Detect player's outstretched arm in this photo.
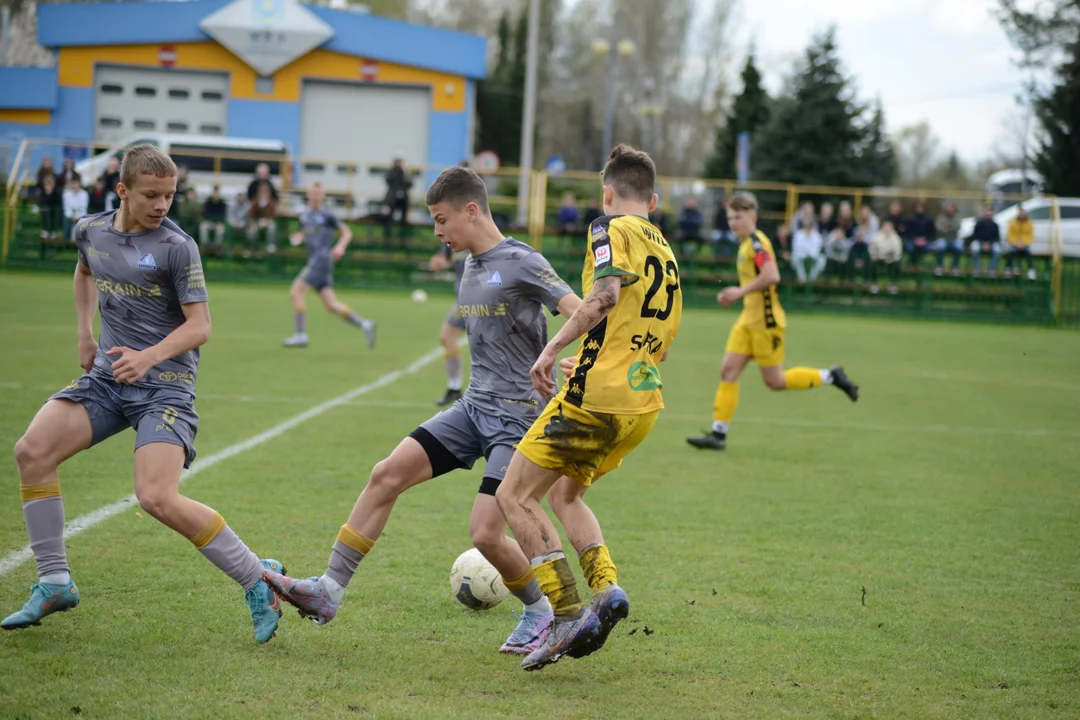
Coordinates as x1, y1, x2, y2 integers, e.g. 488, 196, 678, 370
108, 302, 211, 385
530, 276, 620, 396
74, 263, 99, 372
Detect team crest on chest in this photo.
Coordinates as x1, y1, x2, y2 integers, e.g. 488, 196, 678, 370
138, 253, 157, 270
488, 271, 503, 286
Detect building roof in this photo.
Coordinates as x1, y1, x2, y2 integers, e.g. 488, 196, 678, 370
37, 0, 488, 79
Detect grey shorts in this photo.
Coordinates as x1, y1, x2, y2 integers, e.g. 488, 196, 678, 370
51, 372, 198, 468
445, 303, 466, 330
298, 258, 333, 292
409, 394, 539, 495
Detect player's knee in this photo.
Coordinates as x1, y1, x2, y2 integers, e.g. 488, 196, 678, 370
367, 458, 409, 498
469, 524, 504, 559
14, 433, 54, 477
136, 485, 176, 520
546, 484, 577, 516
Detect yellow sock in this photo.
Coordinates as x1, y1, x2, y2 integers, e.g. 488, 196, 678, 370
713, 381, 739, 426
503, 567, 537, 592
579, 544, 617, 592
337, 524, 376, 555
783, 367, 823, 390
190, 511, 227, 549
533, 554, 582, 618
20, 480, 61, 501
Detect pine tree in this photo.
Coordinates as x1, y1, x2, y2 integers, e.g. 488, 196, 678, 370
704, 51, 770, 179
752, 27, 867, 187
1032, 39, 1080, 195
856, 99, 897, 187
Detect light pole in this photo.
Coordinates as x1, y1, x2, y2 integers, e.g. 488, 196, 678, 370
516, 0, 540, 227
592, 30, 636, 168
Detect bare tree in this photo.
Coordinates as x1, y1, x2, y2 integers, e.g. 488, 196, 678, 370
893, 121, 941, 186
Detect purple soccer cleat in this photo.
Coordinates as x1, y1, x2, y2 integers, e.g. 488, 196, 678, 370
262, 571, 339, 625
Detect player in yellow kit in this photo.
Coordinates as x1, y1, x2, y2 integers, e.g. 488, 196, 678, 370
687, 192, 859, 451
496, 144, 682, 671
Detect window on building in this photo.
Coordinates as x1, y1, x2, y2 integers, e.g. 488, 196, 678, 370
134, 86, 157, 98
100, 84, 123, 95
133, 119, 156, 130
200, 124, 224, 135
168, 88, 190, 100
201, 90, 224, 102
167, 121, 190, 132
98, 117, 122, 128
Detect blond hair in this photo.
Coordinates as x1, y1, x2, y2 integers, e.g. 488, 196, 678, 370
120, 144, 177, 188
728, 192, 758, 212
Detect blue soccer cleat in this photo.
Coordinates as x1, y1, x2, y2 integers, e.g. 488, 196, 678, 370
1, 581, 80, 630
578, 584, 630, 655
521, 608, 601, 671
247, 558, 287, 644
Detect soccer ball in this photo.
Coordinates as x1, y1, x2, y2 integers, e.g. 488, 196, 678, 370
411, 288, 428, 303
450, 548, 508, 610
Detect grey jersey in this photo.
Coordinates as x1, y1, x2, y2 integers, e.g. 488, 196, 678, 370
75, 211, 209, 395
456, 239, 573, 403
441, 244, 469, 295
299, 209, 340, 263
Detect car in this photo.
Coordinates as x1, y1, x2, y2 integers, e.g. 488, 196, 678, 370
958, 196, 1080, 257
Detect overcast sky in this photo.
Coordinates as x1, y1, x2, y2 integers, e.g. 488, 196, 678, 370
736, 0, 1031, 164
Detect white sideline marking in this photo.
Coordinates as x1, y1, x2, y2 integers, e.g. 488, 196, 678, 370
0, 345, 452, 578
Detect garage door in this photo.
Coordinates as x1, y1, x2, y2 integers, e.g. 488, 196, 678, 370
94, 67, 229, 144
299, 82, 430, 201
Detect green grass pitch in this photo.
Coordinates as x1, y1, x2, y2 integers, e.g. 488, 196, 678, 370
0, 271, 1077, 719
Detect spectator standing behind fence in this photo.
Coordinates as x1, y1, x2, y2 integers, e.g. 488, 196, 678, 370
884, 200, 907, 239
556, 192, 579, 240
792, 218, 825, 283
933, 202, 963, 275
969, 206, 1001, 276
37, 174, 62, 240
712, 197, 737, 257
848, 205, 877, 282
248, 184, 278, 252
168, 165, 190, 221
383, 154, 412, 239
201, 185, 228, 247
825, 201, 855, 274
677, 196, 705, 255
774, 222, 793, 268
35, 157, 56, 196
99, 156, 121, 211
870, 219, 903, 294
178, 187, 203, 238
58, 157, 81, 188
61, 178, 88, 241
1006, 207, 1035, 279
86, 177, 107, 215
905, 201, 935, 268
247, 162, 279, 202
228, 192, 249, 233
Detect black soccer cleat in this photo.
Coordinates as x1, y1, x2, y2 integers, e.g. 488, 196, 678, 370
830, 366, 859, 402
686, 431, 727, 450
435, 389, 463, 407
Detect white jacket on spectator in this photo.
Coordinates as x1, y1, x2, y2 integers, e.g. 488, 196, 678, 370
62, 187, 89, 220
870, 228, 903, 263
792, 226, 826, 282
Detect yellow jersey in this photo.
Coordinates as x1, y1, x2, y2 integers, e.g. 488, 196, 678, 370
735, 230, 786, 330
562, 214, 682, 414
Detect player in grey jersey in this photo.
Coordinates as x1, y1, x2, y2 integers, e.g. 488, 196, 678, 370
428, 243, 469, 406
3, 145, 284, 644
265, 167, 582, 655
283, 183, 377, 349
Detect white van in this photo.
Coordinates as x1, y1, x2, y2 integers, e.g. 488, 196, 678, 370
75, 133, 290, 198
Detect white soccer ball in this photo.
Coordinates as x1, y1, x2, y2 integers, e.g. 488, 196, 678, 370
412, 288, 428, 303
450, 548, 508, 610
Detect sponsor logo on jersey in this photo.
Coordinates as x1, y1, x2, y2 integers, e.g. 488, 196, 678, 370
630, 331, 664, 354
138, 253, 157, 270
594, 244, 611, 267
627, 361, 662, 391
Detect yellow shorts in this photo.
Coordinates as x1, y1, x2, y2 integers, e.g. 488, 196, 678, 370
516, 400, 659, 486
725, 324, 785, 367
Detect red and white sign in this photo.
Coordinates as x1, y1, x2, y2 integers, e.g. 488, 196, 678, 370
158, 46, 178, 68
360, 60, 379, 82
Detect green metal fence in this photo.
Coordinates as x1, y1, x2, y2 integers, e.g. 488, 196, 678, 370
3, 201, 1070, 327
